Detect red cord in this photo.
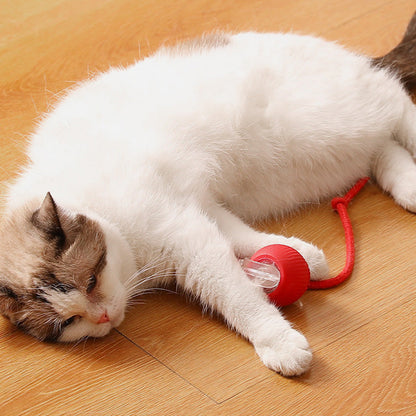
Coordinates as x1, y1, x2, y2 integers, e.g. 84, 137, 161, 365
308, 177, 369, 290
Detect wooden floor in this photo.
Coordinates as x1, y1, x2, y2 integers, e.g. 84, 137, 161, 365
1, 0, 416, 414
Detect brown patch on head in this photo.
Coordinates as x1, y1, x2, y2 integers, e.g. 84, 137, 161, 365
13, 297, 66, 342
0, 285, 22, 313
0, 193, 107, 341
0, 273, 64, 341
56, 213, 107, 297
160, 32, 231, 57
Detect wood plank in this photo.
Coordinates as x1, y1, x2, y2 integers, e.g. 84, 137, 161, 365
0, 322, 215, 415
215, 300, 416, 415
119, 292, 273, 403
322, 0, 416, 55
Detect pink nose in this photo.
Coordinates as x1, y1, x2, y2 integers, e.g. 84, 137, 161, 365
97, 311, 110, 324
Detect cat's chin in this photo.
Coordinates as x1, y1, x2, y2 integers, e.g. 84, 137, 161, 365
58, 321, 113, 342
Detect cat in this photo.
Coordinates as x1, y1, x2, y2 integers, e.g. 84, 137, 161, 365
1, 13, 416, 377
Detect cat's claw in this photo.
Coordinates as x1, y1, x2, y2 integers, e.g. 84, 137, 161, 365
254, 327, 312, 376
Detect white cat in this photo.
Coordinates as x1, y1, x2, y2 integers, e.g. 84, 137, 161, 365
1, 15, 416, 376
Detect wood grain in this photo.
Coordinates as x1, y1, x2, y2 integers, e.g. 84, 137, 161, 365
0, 328, 215, 415
214, 300, 416, 415
1, 0, 416, 414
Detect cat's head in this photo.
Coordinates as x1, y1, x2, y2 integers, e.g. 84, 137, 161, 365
0, 193, 134, 342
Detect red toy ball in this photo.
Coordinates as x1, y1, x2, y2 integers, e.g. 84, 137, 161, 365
249, 244, 310, 306
242, 178, 370, 305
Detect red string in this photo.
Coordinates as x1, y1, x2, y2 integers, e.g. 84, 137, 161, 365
308, 177, 369, 290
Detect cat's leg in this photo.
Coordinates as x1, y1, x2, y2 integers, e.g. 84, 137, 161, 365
207, 203, 329, 281
373, 138, 416, 212
394, 98, 416, 158
168, 205, 312, 376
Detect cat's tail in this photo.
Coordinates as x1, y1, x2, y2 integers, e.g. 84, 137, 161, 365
372, 11, 416, 92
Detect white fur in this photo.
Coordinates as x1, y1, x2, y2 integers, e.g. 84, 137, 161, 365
6, 32, 416, 375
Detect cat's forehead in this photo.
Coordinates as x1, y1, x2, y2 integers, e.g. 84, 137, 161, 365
2, 212, 101, 282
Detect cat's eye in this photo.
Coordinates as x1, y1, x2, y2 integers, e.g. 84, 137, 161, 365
62, 315, 79, 328
86, 274, 97, 294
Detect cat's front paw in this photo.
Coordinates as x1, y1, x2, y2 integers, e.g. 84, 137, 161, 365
286, 238, 329, 281
254, 327, 312, 376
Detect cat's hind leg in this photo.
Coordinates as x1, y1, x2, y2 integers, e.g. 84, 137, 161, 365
373, 138, 416, 212
371, 80, 416, 212
207, 204, 329, 281
393, 97, 416, 158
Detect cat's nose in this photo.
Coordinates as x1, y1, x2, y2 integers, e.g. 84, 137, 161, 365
97, 311, 110, 324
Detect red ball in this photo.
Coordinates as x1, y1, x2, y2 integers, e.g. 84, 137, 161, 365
250, 244, 310, 306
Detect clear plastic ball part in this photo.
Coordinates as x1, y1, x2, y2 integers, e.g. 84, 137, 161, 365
240, 258, 280, 292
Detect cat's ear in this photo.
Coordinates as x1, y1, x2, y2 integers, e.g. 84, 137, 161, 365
31, 193, 65, 242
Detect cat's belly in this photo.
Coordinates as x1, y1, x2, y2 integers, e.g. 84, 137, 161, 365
215, 149, 373, 222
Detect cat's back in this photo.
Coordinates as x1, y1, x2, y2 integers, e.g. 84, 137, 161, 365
8, 31, 401, 212
29, 31, 385, 154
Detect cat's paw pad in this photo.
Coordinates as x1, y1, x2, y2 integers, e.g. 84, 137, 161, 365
255, 328, 312, 376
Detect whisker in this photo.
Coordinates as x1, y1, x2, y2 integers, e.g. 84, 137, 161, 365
134, 287, 178, 296
123, 254, 178, 297
124, 256, 170, 284
125, 272, 177, 298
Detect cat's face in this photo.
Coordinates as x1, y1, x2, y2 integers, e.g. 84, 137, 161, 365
0, 193, 129, 342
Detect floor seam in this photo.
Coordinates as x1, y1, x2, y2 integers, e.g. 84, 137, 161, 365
114, 328, 220, 405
